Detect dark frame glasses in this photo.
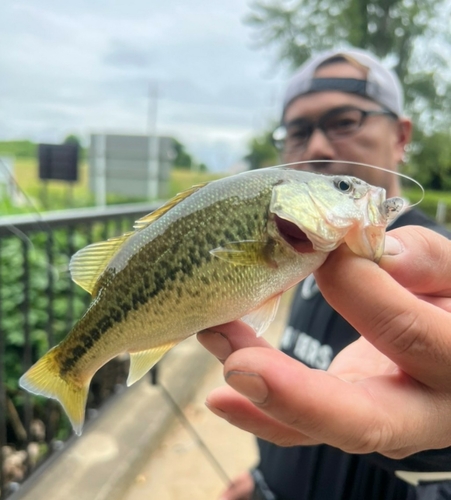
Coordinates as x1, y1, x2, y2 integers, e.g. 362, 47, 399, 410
272, 105, 398, 154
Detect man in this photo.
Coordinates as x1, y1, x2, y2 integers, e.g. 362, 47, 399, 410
198, 48, 451, 500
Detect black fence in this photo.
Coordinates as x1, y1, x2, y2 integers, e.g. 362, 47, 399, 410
0, 202, 159, 498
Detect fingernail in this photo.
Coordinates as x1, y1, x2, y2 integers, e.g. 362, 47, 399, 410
384, 235, 403, 256
205, 400, 229, 421
225, 371, 268, 405
198, 331, 232, 361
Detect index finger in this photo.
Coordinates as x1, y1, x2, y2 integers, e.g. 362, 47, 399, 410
197, 320, 274, 362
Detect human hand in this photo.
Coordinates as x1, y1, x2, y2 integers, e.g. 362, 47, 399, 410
218, 471, 254, 500
198, 226, 451, 459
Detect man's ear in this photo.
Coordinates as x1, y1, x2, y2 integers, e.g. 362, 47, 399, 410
395, 118, 412, 162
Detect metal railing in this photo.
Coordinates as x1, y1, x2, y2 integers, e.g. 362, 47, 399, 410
0, 202, 160, 498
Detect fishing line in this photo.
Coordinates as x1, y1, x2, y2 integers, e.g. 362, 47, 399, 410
158, 380, 232, 486
273, 159, 425, 208
0, 157, 53, 252
2, 155, 423, 488
0, 160, 231, 488
0, 157, 61, 279
0, 158, 49, 227
0, 158, 36, 249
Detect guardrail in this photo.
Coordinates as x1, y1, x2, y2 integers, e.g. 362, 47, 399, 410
0, 202, 160, 498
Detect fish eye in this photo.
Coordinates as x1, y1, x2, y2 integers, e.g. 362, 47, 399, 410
334, 179, 353, 193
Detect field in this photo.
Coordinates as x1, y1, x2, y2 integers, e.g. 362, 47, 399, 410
1, 158, 451, 224
1, 158, 223, 215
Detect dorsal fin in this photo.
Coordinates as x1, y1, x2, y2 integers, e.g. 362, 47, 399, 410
133, 182, 209, 231
69, 233, 132, 295
70, 182, 209, 295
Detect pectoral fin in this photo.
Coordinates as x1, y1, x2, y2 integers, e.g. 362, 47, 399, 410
210, 241, 277, 267
127, 343, 177, 386
241, 294, 282, 337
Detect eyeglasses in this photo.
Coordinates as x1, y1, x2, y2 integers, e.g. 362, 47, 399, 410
272, 105, 397, 154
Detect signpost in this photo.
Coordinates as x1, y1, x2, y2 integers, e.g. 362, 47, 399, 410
38, 143, 80, 208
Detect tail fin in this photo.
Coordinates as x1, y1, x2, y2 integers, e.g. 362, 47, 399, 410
19, 347, 90, 436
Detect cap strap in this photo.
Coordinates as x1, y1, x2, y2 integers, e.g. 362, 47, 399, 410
309, 78, 368, 98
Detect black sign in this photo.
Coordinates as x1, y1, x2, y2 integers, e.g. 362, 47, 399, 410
38, 144, 79, 182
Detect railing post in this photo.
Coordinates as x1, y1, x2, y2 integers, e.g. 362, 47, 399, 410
0, 239, 7, 497
66, 225, 75, 332
436, 200, 447, 224
45, 230, 56, 446
0, 202, 160, 495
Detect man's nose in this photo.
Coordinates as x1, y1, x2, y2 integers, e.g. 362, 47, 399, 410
303, 128, 336, 160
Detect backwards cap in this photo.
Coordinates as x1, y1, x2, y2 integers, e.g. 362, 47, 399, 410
282, 48, 403, 118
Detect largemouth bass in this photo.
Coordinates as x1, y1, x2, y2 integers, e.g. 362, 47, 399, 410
19, 167, 403, 435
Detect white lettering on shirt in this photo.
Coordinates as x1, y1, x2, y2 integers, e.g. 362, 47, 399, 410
281, 326, 333, 370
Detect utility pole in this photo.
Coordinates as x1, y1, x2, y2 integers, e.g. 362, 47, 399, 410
147, 81, 159, 200
147, 81, 158, 136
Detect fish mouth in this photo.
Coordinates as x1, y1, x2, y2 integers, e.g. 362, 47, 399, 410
274, 215, 315, 253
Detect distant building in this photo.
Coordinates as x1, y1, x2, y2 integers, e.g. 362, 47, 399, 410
89, 134, 174, 206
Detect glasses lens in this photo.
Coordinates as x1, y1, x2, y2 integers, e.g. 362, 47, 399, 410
323, 108, 363, 139
272, 125, 287, 151
284, 121, 312, 152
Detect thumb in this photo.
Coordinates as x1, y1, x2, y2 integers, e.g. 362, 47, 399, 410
379, 226, 451, 297
314, 226, 451, 389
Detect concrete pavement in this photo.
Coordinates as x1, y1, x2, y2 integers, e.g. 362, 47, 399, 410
122, 297, 290, 500
11, 294, 290, 500
122, 359, 258, 500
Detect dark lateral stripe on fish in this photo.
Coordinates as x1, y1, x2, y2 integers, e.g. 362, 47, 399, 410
60, 308, 124, 375
18, 169, 396, 437
58, 199, 267, 376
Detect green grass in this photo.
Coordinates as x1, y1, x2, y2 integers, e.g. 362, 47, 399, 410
403, 187, 451, 224
4, 159, 451, 224
1, 158, 224, 216
4, 158, 92, 213
168, 169, 222, 196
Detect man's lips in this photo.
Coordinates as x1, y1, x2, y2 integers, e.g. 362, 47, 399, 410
274, 215, 314, 253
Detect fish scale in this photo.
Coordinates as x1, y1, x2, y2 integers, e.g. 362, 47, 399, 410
50, 183, 275, 381
19, 166, 403, 434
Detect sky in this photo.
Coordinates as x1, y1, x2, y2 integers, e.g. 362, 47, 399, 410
0, 0, 291, 171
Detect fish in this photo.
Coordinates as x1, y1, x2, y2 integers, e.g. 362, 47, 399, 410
19, 166, 404, 435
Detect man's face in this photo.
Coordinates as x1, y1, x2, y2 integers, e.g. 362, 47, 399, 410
282, 62, 411, 196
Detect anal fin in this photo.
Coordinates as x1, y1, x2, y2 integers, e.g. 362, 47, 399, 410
241, 294, 282, 337
127, 343, 177, 386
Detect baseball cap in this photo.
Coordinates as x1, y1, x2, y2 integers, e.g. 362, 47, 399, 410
282, 48, 404, 119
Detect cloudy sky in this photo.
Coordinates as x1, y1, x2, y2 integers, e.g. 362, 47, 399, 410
1, 0, 291, 171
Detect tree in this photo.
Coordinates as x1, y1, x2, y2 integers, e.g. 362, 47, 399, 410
172, 139, 193, 170
244, 129, 279, 170
245, 0, 451, 130
171, 138, 208, 172
407, 129, 451, 190
63, 134, 82, 147
63, 135, 85, 160
0, 140, 36, 158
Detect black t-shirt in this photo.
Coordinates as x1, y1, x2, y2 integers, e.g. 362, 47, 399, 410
257, 210, 451, 500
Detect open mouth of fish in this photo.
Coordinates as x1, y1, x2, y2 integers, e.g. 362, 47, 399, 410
274, 215, 315, 253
